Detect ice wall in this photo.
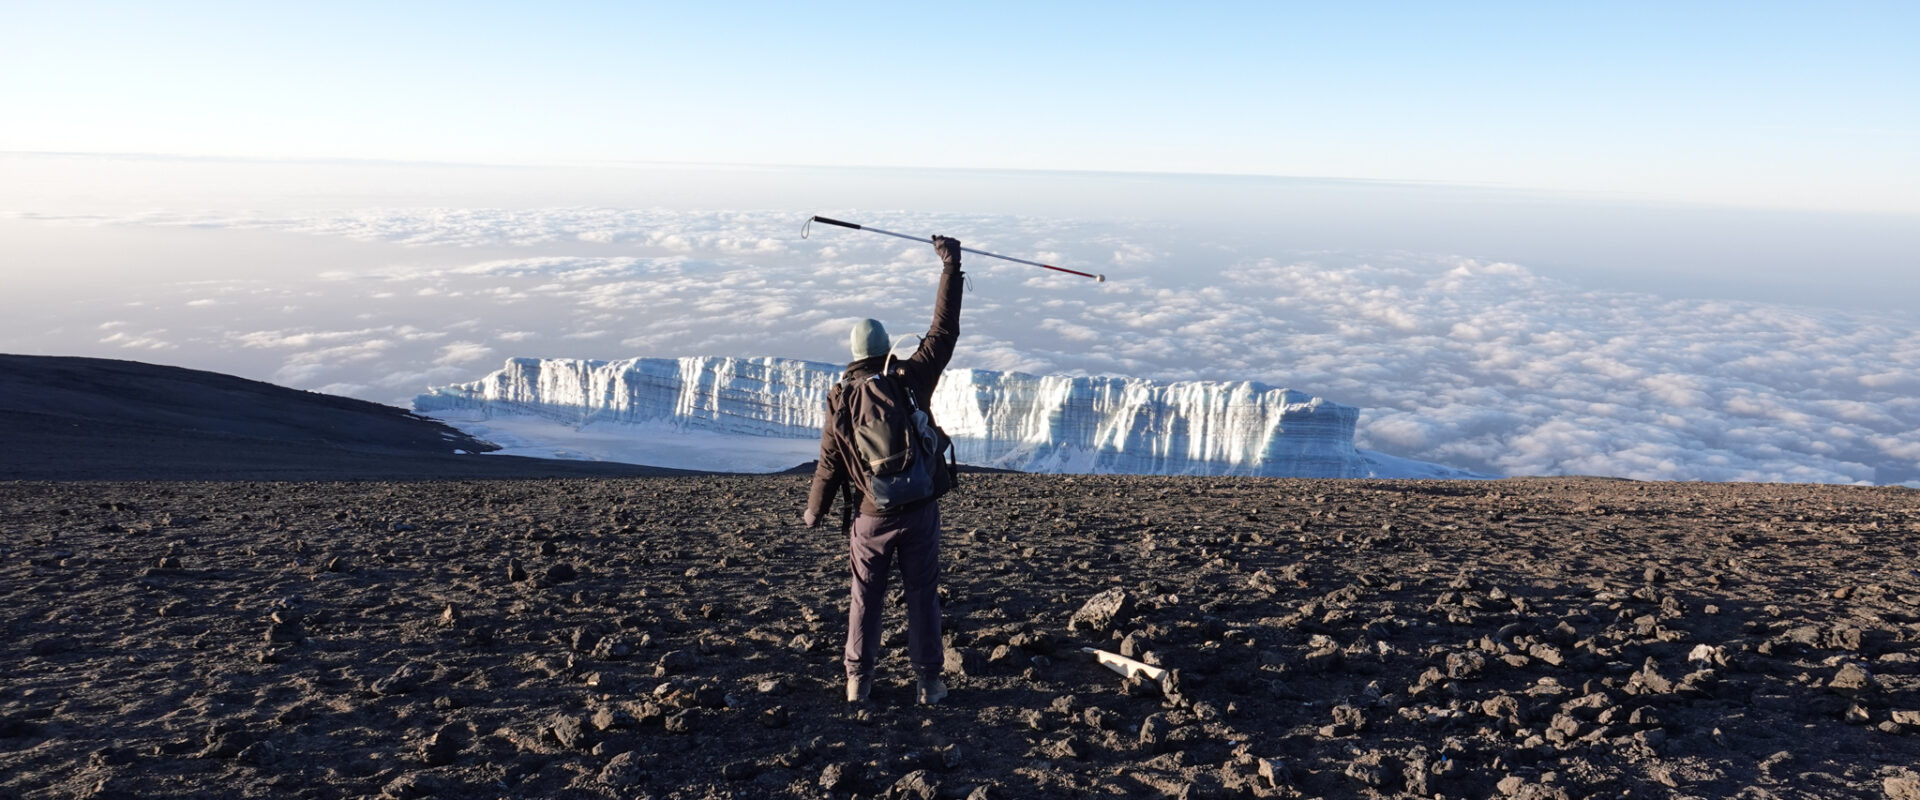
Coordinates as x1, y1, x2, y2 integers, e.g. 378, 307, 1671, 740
415, 356, 1388, 477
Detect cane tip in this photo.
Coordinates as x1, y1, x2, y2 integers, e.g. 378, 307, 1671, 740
1096, 274, 1106, 283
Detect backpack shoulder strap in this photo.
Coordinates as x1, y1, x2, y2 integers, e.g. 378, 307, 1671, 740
827, 377, 858, 420
870, 368, 925, 412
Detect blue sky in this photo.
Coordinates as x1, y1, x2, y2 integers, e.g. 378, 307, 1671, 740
4, 1, 1915, 213
3, 2, 1918, 484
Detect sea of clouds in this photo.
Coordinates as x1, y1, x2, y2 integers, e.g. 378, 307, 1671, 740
10, 206, 1918, 485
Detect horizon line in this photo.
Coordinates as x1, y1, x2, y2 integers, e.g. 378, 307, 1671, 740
9, 149, 1910, 219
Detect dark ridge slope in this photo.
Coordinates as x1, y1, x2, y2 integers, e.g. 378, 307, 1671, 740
0, 354, 691, 480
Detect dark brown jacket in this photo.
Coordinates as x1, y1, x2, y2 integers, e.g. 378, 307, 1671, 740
807, 263, 964, 519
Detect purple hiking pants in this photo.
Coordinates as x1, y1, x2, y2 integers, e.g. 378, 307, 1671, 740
845, 501, 943, 681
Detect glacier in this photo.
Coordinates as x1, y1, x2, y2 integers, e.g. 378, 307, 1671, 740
413, 356, 1483, 478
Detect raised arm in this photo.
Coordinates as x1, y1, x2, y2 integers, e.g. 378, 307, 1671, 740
906, 236, 965, 376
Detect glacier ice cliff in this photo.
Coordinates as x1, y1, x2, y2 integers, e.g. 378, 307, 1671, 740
414, 356, 1480, 478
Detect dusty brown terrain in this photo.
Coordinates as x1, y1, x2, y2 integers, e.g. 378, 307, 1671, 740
3, 475, 1919, 800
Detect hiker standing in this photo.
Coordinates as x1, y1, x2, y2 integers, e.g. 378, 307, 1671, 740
804, 235, 964, 705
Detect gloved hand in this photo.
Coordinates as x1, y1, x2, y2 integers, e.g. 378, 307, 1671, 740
802, 509, 820, 528
931, 235, 962, 266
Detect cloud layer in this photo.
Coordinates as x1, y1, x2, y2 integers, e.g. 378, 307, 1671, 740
13, 208, 1917, 485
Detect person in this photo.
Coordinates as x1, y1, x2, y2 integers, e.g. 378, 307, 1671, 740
803, 234, 965, 705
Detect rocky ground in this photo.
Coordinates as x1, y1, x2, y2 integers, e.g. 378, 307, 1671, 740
3, 475, 1918, 799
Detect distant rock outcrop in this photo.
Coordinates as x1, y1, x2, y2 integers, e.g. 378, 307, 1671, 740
0, 354, 681, 480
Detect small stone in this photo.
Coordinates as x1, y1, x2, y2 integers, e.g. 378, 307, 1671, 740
419, 725, 462, 765
889, 769, 940, 800
1139, 712, 1174, 752
507, 560, 528, 582
1326, 704, 1366, 736
692, 684, 728, 708
1446, 651, 1487, 679
656, 649, 699, 676
438, 604, 460, 626
1008, 630, 1054, 654
598, 751, 646, 787
1344, 750, 1392, 788
664, 709, 694, 734
1483, 694, 1523, 725
761, 706, 789, 728
1528, 643, 1566, 666
1885, 775, 1920, 800
546, 714, 587, 749
590, 637, 632, 661
1068, 588, 1136, 634
235, 740, 278, 766
820, 763, 856, 792
589, 707, 631, 731
1829, 662, 1882, 695
370, 663, 423, 696
544, 563, 578, 582
1121, 674, 1158, 697
1497, 775, 1527, 796
1042, 736, 1084, 760
1161, 669, 1191, 707
263, 620, 303, 644
1257, 758, 1289, 788
569, 627, 598, 652
87, 747, 135, 767
1892, 710, 1920, 725
1549, 713, 1584, 740
1303, 646, 1342, 672
1826, 627, 1868, 652
944, 647, 984, 677
1636, 658, 1676, 694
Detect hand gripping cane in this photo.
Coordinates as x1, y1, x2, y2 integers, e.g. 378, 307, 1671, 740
803, 216, 1106, 282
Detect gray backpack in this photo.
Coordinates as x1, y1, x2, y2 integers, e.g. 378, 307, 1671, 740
835, 369, 955, 514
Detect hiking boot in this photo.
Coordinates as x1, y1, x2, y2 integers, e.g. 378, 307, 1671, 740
916, 678, 948, 705
846, 675, 872, 703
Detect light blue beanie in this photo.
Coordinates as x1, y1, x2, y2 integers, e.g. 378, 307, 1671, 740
850, 318, 890, 360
